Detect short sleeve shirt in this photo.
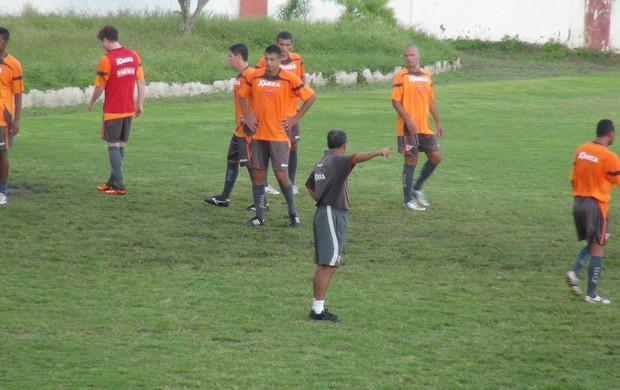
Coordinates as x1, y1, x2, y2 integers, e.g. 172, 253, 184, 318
238, 68, 314, 142
306, 152, 356, 211
233, 66, 255, 137
391, 67, 435, 135
571, 141, 620, 204
0, 54, 24, 127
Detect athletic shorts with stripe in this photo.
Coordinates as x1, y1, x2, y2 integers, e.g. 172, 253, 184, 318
397, 132, 440, 158
227, 135, 250, 167
313, 205, 349, 267
573, 196, 609, 245
101, 117, 132, 143
249, 139, 290, 171
0, 126, 13, 150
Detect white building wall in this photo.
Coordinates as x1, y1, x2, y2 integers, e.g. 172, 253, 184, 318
611, 0, 620, 51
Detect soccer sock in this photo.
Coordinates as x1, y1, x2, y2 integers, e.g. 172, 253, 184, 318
403, 164, 415, 203
414, 161, 438, 191
119, 146, 125, 160
288, 148, 298, 185
572, 245, 590, 274
108, 146, 124, 188
586, 255, 602, 296
312, 299, 325, 314
221, 162, 239, 199
252, 184, 266, 221
0, 180, 7, 194
281, 183, 297, 215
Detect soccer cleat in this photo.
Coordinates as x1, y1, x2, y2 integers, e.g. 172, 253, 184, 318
105, 188, 126, 195
97, 183, 112, 191
308, 308, 340, 322
0, 193, 7, 205
565, 271, 582, 296
413, 190, 430, 207
204, 196, 230, 207
403, 200, 426, 211
265, 184, 280, 195
584, 294, 610, 304
245, 203, 269, 212
245, 216, 265, 227
289, 214, 301, 228
292, 185, 299, 195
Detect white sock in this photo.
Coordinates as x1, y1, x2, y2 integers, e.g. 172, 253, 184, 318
312, 299, 325, 314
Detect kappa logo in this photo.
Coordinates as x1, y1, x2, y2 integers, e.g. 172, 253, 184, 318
234, 79, 242, 86
409, 75, 429, 83
258, 79, 281, 88
314, 173, 326, 180
405, 144, 413, 152
577, 151, 599, 163
116, 57, 135, 66
280, 64, 297, 71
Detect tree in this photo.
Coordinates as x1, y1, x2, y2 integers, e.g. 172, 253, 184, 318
177, 0, 210, 36
322, 0, 397, 26
277, 0, 313, 21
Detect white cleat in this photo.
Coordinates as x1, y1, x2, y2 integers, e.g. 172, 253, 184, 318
265, 184, 280, 195
403, 200, 425, 211
412, 190, 430, 207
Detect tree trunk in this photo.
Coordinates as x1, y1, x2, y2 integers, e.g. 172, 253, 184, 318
177, 0, 210, 36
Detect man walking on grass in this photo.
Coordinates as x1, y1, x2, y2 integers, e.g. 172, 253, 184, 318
0, 27, 24, 205
566, 119, 619, 304
391, 44, 444, 211
306, 129, 391, 322
88, 25, 145, 196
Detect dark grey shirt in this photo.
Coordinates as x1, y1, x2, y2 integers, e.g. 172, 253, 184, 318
306, 151, 356, 211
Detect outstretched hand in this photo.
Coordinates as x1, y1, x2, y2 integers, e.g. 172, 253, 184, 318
379, 146, 393, 158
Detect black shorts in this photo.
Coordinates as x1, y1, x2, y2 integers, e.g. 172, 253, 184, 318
0, 126, 13, 150
101, 117, 132, 143
313, 205, 349, 267
573, 196, 609, 245
226, 135, 250, 167
287, 123, 300, 144
397, 133, 439, 158
249, 140, 290, 171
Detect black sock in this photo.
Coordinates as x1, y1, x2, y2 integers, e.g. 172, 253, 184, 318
414, 161, 437, 191
289, 148, 298, 185
252, 184, 266, 221
221, 162, 239, 199
108, 146, 124, 188
280, 183, 296, 216
402, 164, 415, 203
572, 245, 590, 274
587, 256, 603, 296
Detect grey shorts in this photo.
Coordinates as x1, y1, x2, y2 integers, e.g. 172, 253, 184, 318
0, 126, 13, 150
313, 205, 349, 267
227, 135, 250, 167
397, 133, 439, 158
287, 123, 300, 144
249, 139, 290, 171
102, 117, 132, 143
573, 196, 609, 245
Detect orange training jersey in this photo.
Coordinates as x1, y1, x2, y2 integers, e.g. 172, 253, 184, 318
571, 141, 620, 204
94, 47, 144, 121
391, 67, 435, 135
256, 53, 305, 116
233, 66, 255, 137
0, 54, 24, 128
238, 68, 314, 142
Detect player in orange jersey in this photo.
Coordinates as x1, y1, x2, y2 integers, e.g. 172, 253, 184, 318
88, 25, 145, 196
204, 43, 255, 208
0, 27, 23, 205
239, 44, 316, 227
392, 44, 444, 211
256, 31, 306, 196
566, 119, 620, 304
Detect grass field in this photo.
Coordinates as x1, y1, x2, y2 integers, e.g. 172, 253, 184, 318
1, 61, 620, 388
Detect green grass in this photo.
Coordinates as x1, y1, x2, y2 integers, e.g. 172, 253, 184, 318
2, 62, 620, 387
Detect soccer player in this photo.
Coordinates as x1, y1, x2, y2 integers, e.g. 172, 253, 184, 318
256, 31, 306, 195
305, 129, 391, 322
204, 43, 255, 208
391, 44, 444, 210
566, 119, 620, 304
0, 27, 23, 205
238, 44, 316, 227
88, 25, 145, 196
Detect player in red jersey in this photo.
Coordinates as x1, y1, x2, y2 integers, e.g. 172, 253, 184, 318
0, 27, 24, 205
88, 25, 145, 196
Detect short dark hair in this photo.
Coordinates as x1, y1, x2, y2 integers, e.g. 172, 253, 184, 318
327, 129, 347, 149
265, 44, 282, 57
596, 119, 615, 137
0, 27, 10, 41
97, 25, 119, 42
277, 31, 293, 42
229, 43, 248, 61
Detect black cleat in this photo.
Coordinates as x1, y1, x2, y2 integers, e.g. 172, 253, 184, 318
204, 196, 230, 207
308, 308, 340, 322
245, 216, 265, 227
245, 203, 269, 212
289, 214, 300, 228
